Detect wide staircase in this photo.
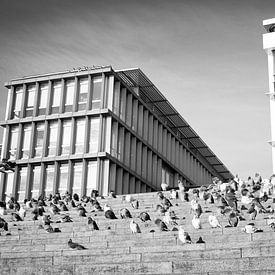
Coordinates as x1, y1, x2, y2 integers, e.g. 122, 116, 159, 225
0, 191, 275, 275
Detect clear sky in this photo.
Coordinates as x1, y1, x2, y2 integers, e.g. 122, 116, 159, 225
0, 0, 274, 180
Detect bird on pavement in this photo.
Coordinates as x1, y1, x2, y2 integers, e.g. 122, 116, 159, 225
130, 220, 141, 234
139, 212, 151, 222
119, 208, 132, 219
87, 217, 99, 230
178, 226, 192, 244
68, 239, 87, 250
208, 214, 222, 228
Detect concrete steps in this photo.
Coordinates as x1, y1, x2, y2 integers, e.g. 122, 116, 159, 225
0, 190, 274, 274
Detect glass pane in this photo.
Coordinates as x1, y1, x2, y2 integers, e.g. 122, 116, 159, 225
9, 126, 19, 160
5, 173, 14, 200
45, 165, 55, 195
25, 85, 35, 117
86, 161, 97, 195
13, 86, 23, 118
72, 162, 82, 194
75, 119, 85, 153
38, 83, 48, 115
47, 121, 58, 156
91, 77, 102, 109
18, 167, 28, 201
59, 163, 68, 194
34, 123, 45, 157
89, 117, 100, 153
22, 125, 32, 159
32, 166, 41, 198
78, 78, 88, 111
64, 79, 75, 112
61, 120, 71, 155
51, 81, 61, 114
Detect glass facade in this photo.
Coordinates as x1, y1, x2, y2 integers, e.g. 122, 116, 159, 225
1, 68, 228, 201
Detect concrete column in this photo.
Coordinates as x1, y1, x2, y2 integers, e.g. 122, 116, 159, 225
263, 18, 275, 173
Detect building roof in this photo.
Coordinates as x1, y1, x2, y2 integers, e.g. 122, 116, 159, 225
116, 68, 233, 181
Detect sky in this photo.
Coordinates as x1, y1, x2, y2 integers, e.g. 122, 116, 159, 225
0, 0, 274, 180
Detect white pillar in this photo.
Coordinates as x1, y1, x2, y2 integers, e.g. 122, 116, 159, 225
263, 18, 275, 173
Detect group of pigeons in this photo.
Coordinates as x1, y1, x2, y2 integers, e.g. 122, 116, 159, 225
0, 173, 274, 251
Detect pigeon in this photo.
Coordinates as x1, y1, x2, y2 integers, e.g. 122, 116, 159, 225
269, 222, 275, 231
0, 207, 7, 215
163, 211, 178, 226
119, 208, 132, 219
161, 182, 169, 191
108, 190, 116, 198
125, 195, 134, 203
0, 217, 8, 232
68, 239, 87, 250
170, 189, 178, 200
103, 204, 112, 212
192, 215, 201, 229
42, 215, 52, 225
178, 226, 192, 244
156, 204, 166, 215
196, 237, 205, 244
59, 201, 69, 211
105, 210, 117, 219
25, 200, 33, 209
155, 218, 169, 231
139, 212, 151, 222
78, 206, 87, 217
49, 203, 60, 215
247, 203, 257, 220
73, 193, 79, 201
18, 207, 26, 220
228, 212, 239, 227
60, 215, 73, 223
131, 200, 139, 209
11, 213, 23, 222
208, 214, 222, 228
242, 224, 263, 234
130, 220, 141, 234
87, 217, 99, 230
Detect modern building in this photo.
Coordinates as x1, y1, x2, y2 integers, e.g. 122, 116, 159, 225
263, 18, 275, 173
0, 66, 232, 201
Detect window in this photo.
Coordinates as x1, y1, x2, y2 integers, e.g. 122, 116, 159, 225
38, 83, 48, 115
34, 123, 45, 157
21, 125, 32, 159
64, 79, 75, 112
44, 165, 55, 196
25, 85, 36, 117
9, 126, 19, 160
119, 88, 126, 121
78, 78, 88, 111
161, 164, 174, 186
58, 163, 69, 195
61, 120, 72, 155
5, 173, 14, 201
72, 162, 82, 195
51, 81, 61, 114
17, 167, 28, 202
113, 81, 120, 115
31, 166, 41, 199
13, 86, 23, 118
89, 117, 100, 153
91, 76, 102, 109
111, 122, 118, 158
47, 121, 58, 156
86, 161, 97, 196
75, 118, 85, 154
